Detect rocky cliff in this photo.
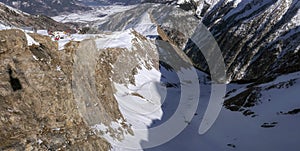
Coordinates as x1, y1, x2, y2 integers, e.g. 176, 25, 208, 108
0, 29, 111, 150
1, 1, 300, 150
0, 27, 167, 150
96, 1, 300, 83
184, 0, 300, 83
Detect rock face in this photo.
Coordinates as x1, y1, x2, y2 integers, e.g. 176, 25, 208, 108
0, 29, 110, 150
94, 1, 300, 126
97, 3, 199, 44
0, 28, 165, 150
114, 1, 299, 83
0, 0, 90, 16
74, 30, 164, 149
184, 0, 300, 82
1, 1, 299, 150
97, 1, 299, 83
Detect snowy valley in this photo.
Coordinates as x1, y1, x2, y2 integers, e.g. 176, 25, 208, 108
0, 0, 299, 151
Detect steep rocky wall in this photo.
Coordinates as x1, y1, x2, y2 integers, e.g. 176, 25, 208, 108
0, 29, 110, 150
115, 1, 300, 84
186, 0, 300, 82
0, 28, 164, 150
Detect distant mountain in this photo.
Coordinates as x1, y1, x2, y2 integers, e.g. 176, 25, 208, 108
0, 2, 75, 32
184, 0, 300, 82
1, 0, 300, 150
95, 0, 300, 83
80, 0, 143, 5
0, 0, 90, 16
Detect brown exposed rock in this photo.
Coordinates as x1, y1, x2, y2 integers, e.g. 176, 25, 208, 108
0, 28, 166, 150
0, 29, 110, 150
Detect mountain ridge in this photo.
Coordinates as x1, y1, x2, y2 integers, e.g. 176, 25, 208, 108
0, 0, 90, 16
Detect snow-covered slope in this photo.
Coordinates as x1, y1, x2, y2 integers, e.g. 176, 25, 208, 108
73, 28, 207, 150
52, 5, 136, 24
0, 22, 9, 30
87, 1, 300, 150
96, 3, 199, 44
82, 0, 142, 5
147, 71, 300, 151
2, 0, 299, 150
69, 29, 166, 150
84, 27, 300, 150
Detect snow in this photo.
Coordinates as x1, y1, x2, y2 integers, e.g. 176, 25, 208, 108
291, 8, 300, 26
258, 72, 300, 88
127, 12, 158, 37
103, 59, 206, 150
91, 50, 300, 151
95, 30, 135, 50
56, 65, 61, 71
0, 23, 10, 30
114, 66, 164, 123
197, 0, 222, 17
91, 65, 165, 150
1, 1, 298, 149
55, 33, 96, 50
0, 25, 47, 48
1, 24, 89, 50
36, 30, 49, 36
231, 0, 243, 7
37, 139, 43, 145
112, 66, 165, 150
145, 70, 300, 151
57, 37, 73, 50
177, 0, 193, 4
52, 5, 136, 24
32, 55, 39, 61
52, 127, 61, 131
25, 33, 39, 46
204, 0, 220, 6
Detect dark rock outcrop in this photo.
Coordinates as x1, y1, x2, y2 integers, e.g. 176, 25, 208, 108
185, 0, 300, 82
